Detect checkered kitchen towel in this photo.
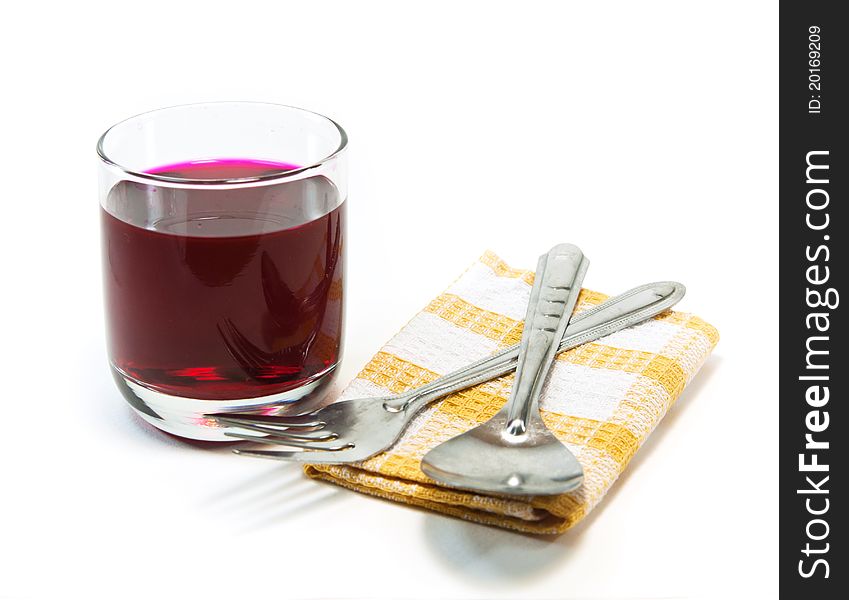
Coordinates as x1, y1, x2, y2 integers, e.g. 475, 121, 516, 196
305, 252, 718, 534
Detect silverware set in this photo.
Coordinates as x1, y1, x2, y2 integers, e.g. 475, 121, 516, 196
210, 244, 685, 496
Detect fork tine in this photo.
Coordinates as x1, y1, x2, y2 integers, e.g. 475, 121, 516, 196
217, 420, 337, 441
224, 432, 353, 451
211, 413, 326, 429
232, 448, 358, 464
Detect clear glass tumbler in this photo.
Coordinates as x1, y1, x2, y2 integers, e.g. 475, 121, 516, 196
98, 102, 347, 440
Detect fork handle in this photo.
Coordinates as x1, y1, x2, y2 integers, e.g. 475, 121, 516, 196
384, 280, 685, 413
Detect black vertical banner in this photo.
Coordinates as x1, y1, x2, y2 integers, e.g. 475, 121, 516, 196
781, 3, 847, 597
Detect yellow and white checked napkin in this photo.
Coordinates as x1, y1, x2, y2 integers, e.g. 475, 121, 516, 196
305, 251, 718, 534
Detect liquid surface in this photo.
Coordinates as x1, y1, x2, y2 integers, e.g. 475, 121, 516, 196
102, 159, 345, 399
146, 158, 302, 180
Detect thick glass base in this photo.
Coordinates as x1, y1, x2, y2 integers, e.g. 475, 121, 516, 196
112, 364, 338, 441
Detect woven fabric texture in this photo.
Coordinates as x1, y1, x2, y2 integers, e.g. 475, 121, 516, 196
305, 251, 719, 534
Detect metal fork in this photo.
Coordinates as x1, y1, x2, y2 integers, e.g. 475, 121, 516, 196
211, 280, 685, 464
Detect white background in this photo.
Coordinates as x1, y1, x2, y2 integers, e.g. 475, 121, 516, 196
0, 1, 777, 598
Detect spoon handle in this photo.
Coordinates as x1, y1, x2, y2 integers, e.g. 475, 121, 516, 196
503, 244, 588, 435
388, 280, 685, 414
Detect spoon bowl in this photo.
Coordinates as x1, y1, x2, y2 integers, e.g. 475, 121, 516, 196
420, 411, 583, 495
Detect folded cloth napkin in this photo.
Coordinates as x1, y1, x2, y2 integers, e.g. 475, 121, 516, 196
305, 251, 719, 534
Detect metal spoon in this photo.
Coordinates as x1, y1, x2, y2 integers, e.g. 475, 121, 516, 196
421, 243, 587, 495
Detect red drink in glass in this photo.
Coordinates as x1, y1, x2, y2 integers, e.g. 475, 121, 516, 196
98, 103, 348, 440
102, 159, 345, 400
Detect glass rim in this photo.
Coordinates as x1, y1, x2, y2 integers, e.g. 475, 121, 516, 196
96, 101, 348, 186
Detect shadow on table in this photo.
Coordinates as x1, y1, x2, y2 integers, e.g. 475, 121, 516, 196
197, 459, 349, 534
420, 355, 721, 583
80, 338, 349, 534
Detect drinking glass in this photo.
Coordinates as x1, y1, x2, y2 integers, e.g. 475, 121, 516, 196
98, 102, 347, 440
